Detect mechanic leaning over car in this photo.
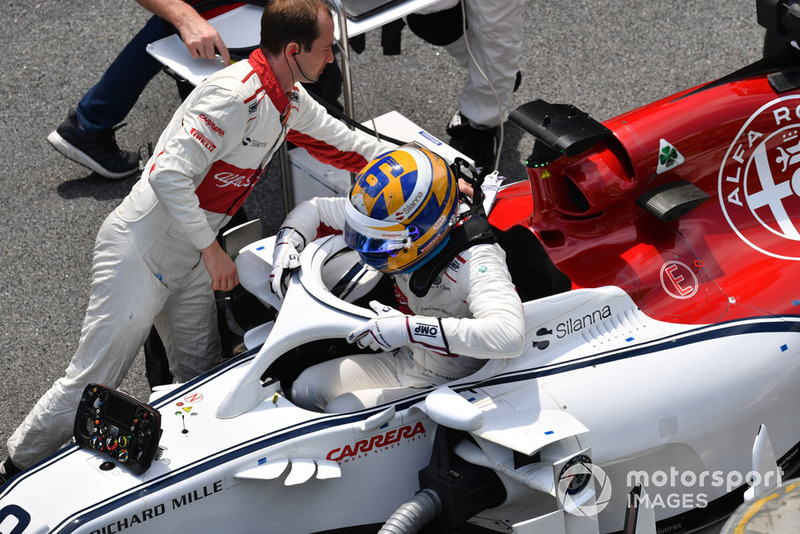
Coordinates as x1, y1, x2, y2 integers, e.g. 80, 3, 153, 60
0, 0, 393, 485
270, 145, 526, 412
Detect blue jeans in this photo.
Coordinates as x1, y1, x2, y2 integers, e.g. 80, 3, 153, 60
76, 16, 168, 133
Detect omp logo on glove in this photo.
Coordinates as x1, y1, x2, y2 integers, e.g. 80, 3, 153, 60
348, 301, 450, 355
407, 318, 449, 356
412, 323, 439, 337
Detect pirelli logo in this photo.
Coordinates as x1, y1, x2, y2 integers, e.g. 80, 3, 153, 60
191, 128, 216, 152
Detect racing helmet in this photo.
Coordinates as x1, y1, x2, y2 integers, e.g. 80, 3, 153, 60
344, 145, 458, 274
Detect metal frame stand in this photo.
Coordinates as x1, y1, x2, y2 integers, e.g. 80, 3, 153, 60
280, 0, 355, 215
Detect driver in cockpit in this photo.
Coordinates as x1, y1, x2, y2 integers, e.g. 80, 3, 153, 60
270, 145, 525, 412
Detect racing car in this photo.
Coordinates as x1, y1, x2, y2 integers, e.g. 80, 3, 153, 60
2, 0, 800, 532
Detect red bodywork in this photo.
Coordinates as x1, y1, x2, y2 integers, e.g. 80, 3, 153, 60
492, 71, 800, 325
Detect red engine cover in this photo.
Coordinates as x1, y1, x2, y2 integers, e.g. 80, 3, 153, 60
515, 73, 800, 324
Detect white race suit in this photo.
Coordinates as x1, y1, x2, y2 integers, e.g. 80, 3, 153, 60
281, 197, 526, 411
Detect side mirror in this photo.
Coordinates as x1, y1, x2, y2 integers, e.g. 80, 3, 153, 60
222, 218, 263, 260
423, 386, 484, 432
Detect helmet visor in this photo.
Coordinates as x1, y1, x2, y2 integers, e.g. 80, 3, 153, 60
344, 201, 414, 271
344, 201, 410, 253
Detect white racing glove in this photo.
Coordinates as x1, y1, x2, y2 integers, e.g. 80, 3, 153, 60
270, 227, 304, 300
346, 300, 450, 356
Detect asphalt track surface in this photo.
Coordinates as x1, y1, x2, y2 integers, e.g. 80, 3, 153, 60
0, 0, 763, 529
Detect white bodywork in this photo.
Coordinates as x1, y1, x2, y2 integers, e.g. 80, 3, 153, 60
1, 234, 798, 534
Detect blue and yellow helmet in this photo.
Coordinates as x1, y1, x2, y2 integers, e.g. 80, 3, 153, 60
344, 145, 458, 274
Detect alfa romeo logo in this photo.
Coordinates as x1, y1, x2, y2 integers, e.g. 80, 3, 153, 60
557, 455, 613, 517
719, 96, 800, 260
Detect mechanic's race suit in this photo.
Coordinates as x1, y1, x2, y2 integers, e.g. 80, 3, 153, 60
421, 0, 524, 128
7, 49, 391, 468
282, 197, 525, 412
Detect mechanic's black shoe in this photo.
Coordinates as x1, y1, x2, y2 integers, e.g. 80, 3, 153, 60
0, 457, 21, 487
47, 109, 140, 179
446, 71, 522, 139
449, 123, 500, 171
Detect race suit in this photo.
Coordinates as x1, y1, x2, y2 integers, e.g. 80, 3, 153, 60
448, 0, 524, 128
282, 197, 525, 412
7, 49, 392, 468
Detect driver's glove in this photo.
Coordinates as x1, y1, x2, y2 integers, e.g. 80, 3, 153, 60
346, 300, 450, 356
270, 227, 304, 300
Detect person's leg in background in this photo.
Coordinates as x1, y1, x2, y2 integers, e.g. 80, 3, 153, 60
47, 16, 169, 179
